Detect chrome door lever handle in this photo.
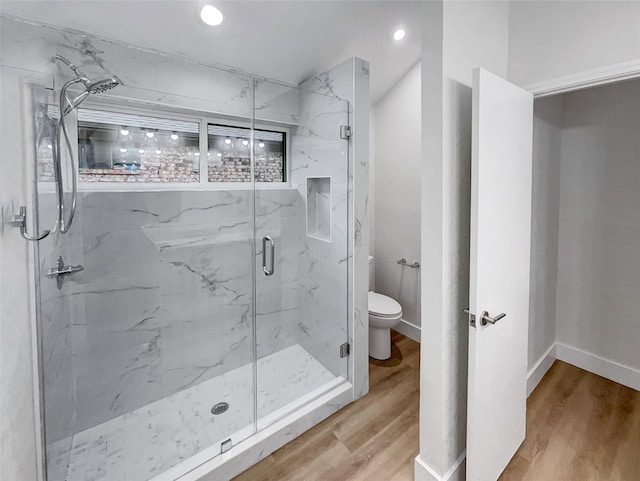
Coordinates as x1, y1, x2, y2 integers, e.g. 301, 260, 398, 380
480, 311, 506, 326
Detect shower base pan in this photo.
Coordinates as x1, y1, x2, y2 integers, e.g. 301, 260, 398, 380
47, 344, 352, 481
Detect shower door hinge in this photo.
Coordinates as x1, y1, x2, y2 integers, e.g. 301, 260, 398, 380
340, 342, 351, 358
340, 125, 351, 140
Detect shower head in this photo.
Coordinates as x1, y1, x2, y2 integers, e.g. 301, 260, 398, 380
54, 54, 121, 114
61, 76, 121, 114
54, 54, 120, 107
87, 77, 120, 94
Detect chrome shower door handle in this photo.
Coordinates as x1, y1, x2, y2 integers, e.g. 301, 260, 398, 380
262, 236, 275, 276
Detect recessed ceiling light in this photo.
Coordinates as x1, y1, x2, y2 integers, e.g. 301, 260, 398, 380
393, 28, 406, 42
200, 4, 224, 26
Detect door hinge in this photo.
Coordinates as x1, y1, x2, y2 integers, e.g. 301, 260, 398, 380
340, 125, 351, 140
340, 342, 351, 358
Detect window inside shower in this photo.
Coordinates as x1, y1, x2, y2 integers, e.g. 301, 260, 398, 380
77, 110, 201, 183
207, 124, 286, 182
69, 108, 287, 185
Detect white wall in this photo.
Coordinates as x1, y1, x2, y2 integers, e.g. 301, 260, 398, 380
555, 79, 640, 374
528, 96, 562, 371
418, 1, 509, 479
417, 2, 640, 479
369, 109, 376, 258
508, 0, 640, 87
373, 62, 421, 330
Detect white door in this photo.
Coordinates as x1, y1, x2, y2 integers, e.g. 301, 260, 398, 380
466, 68, 533, 481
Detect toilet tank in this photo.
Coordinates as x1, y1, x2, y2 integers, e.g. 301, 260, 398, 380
368, 255, 374, 291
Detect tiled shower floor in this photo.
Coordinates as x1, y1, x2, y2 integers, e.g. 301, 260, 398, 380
47, 344, 337, 481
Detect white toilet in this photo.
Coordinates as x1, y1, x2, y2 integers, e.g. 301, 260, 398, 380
368, 256, 403, 360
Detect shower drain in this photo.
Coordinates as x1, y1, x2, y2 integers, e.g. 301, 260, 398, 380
211, 402, 229, 415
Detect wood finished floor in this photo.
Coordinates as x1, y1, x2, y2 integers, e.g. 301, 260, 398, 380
232, 340, 640, 481
501, 360, 640, 481
232, 331, 420, 481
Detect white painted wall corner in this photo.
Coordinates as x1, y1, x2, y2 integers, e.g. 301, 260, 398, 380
526, 343, 556, 396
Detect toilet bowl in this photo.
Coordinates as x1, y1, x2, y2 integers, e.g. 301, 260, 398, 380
369, 291, 403, 360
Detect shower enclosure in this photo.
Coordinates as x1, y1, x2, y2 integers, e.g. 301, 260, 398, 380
1, 15, 359, 481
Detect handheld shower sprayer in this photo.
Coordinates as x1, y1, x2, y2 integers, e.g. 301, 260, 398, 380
12, 55, 121, 241
51, 55, 120, 234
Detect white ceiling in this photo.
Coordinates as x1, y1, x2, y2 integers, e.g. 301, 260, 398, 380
0, 0, 422, 103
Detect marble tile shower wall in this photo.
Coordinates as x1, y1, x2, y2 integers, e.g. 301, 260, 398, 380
45, 189, 301, 436
301, 58, 371, 398
37, 193, 76, 447
289, 90, 350, 378
0, 17, 254, 118
0, 16, 296, 441
254, 79, 351, 379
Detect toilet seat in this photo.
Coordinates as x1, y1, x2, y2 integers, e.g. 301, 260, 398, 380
368, 291, 402, 318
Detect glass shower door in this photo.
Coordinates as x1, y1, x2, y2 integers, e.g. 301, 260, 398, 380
32, 67, 259, 481
252, 79, 350, 427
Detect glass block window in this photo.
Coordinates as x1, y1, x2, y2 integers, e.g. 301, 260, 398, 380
77, 109, 200, 183
207, 124, 285, 182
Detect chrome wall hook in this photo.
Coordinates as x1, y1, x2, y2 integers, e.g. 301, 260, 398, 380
10, 206, 50, 241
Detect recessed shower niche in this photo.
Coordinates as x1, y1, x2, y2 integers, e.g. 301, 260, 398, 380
306, 176, 332, 242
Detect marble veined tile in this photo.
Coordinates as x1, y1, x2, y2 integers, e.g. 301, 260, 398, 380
47, 344, 336, 481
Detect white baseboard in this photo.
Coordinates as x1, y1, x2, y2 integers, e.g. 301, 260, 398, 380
527, 343, 557, 397
393, 319, 421, 343
556, 343, 640, 392
415, 451, 466, 481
